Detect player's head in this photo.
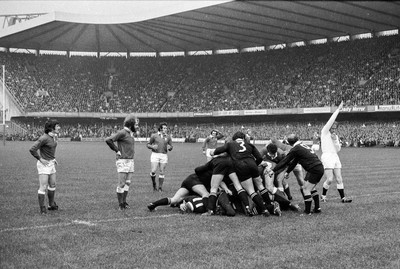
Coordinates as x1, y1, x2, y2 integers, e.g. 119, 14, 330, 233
210, 129, 217, 136
179, 201, 193, 214
266, 143, 278, 155
232, 131, 246, 141
331, 121, 339, 131
158, 122, 168, 133
44, 119, 60, 134
286, 134, 299, 146
124, 114, 139, 132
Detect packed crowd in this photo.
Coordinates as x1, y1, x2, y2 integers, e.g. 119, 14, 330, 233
1, 35, 399, 113
8, 119, 400, 147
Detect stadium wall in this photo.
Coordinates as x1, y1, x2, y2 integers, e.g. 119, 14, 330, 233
16, 105, 400, 125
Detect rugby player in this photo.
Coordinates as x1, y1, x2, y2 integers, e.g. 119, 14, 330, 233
29, 119, 61, 214
105, 115, 139, 210
272, 134, 324, 215
211, 131, 271, 217
147, 122, 173, 192
202, 129, 224, 162
320, 101, 352, 203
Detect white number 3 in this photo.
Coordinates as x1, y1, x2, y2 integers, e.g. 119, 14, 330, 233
238, 140, 246, 152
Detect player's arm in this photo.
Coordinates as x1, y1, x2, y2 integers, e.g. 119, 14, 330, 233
272, 150, 295, 173
251, 145, 263, 166
29, 138, 51, 165
105, 133, 119, 153
202, 137, 209, 151
146, 135, 157, 150
285, 159, 298, 174
322, 101, 343, 135
212, 143, 228, 156
167, 137, 173, 151
215, 131, 224, 140
271, 137, 291, 152
29, 138, 44, 161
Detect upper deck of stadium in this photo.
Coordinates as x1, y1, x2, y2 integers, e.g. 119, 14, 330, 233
1, 1, 400, 55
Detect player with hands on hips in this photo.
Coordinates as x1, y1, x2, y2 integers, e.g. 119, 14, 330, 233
105, 115, 139, 210
29, 119, 61, 215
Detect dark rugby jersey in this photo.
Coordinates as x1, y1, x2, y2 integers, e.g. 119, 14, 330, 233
147, 132, 173, 154
213, 138, 263, 165
29, 133, 57, 160
194, 156, 234, 189
105, 127, 135, 159
273, 143, 322, 173
183, 196, 207, 214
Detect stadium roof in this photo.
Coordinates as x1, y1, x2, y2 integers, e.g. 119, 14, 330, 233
0, 1, 399, 54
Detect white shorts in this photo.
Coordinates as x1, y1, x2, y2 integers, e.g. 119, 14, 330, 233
151, 152, 168, 164
321, 152, 342, 169
205, 148, 215, 158
311, 144, 320, 153
116, 159, 135, 173
37, 160, 56, 175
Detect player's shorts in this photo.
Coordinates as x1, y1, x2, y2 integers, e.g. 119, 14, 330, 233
304, 164, 324, 184
116, 159, 135, 173
205, 148, 215, 158
233, 159, 260, 182
311, 144, 320, 153
150, 152, 168, 164
211, 156, 232, 175
181, 174, 204, 194
37, 159, 57, 175
321, 152, 342, 169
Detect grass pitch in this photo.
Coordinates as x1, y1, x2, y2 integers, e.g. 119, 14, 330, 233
0, 142, 399, 269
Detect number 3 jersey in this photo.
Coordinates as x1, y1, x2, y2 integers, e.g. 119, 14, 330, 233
213, 138, 263, 165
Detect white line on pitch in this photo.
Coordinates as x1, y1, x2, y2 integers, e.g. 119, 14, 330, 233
0, 223, 73, 232
0, 213, 181, 233
2, 191, 400, 233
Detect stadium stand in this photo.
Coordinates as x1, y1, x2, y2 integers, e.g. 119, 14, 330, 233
1, 35, 399, 113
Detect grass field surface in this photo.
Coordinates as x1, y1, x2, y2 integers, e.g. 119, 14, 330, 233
1, 142, 399, 269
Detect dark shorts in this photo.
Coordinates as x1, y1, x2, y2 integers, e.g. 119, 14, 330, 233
233, 158, 260, 182
304, 164, 324, 184
211, 157, 232, 175
181, 174, 205, 195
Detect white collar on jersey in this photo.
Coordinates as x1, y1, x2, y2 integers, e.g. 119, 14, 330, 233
48, 132, 57, 138
123, 127, 134, 137
293, 141, 302, 147
158, 131, 167, 138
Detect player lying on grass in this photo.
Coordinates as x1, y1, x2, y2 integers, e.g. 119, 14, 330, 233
179, 189, 282, 217
147, 154, 236, 213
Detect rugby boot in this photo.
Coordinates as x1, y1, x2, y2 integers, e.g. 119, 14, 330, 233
48, 202, 59, 211
147, 203, 156, 212
342, 197, 352, 203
